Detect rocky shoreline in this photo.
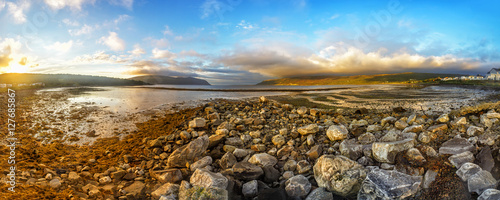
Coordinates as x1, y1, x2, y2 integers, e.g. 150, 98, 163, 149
2, 94, 500, 200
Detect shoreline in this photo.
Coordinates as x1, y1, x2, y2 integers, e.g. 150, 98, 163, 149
0, 87, 499, 199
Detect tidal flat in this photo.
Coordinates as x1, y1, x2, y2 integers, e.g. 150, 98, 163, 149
0, 84, 499, 199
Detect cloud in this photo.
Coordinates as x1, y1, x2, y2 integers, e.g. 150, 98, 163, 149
72, 51, 126, 64
18, 57, 27, 65
44, 0, 95, 11
45, 40, 74, 54
152, 48, 176, 59
99, 32, 126, 51
200, 0, 238, 20
237, 20, 257, 30
0, 46, 13, 68
125, 60, 198, 77
110, 0, 134, 10
113, 14, 131, 25
330, 14, 340, 20
216, 45, 480, 78
148, 38, 169, 48
6, 0, 30, 24
62, 19, 80, 26
69, 24, 94, 36
0, 1, 5, 12
163, 25, 173, 36
128, 44, 145, 57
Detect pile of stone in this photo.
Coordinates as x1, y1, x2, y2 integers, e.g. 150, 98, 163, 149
13, 96, 500, 199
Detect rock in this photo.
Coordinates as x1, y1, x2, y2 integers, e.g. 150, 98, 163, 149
372, 138, 414, 164
259, 96, 268, 103
403, 125, 423, 133
439, 138, 475, 155
249, 131, 261, 138
326, 125, 349, 141
367, 125, 382, 132
251, 144, 267, 152
283, 171, 294, 180
457, 162, 482, 182
167, 135, 209, 168
285, 175, 312, 198
358, 168, 422, 200
151, 183, 179, 200
423, 170, 438, 189
242, 180, 258, 198
297, 106, 308, 115
306, 145, 322, 160
219, 152, 237, 169
272, 134, 286, 147
190, 156, 213, 172
248, 153, 277, 167
339, 139, 363, 161
381, 117, 397, 126
481, 114, 497, 128
394, 120, 408, 130
149, 138, 163, 148
111, 170, 127, 180
307, 134, 315, 146
284, 160, 297, 171
313, 155, 367, 197
189, 117, 206, 128
298, 124, 319, 135
208, 134, 225, 148
263, 166, 280, 183
436, 113, 450, 123
216, 129, 229, 135
151, 169, 183, 183
477, 147, 495, 172
99, 176, 112, 184
190, 168, 228, 189
232, 162, 264, 181
468, 170, 497, 195
180, 186, 228, 200
478, 189, 500, 200
305, 187, 333, 200
478, 134, 497, 146
49, 178, 61, 188
406, 148, 426, 166
454, 117, 468, 125
420, 145, 438, 158
379, 130, 401, 142
233, 148, 251, 158
297, 160, 312, 174
358, 132, 376, 145
418, 131, 435, 143
449, 151, 474, 169
123, 181, 146, 199
68, 171, 81, 183
310, 108, 319, 116
428, 124, 448, 133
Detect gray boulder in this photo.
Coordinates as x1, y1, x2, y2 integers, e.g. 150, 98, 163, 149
438, 138, 475, 155
372, 138, 414, 164
358, 169, 422, 200
190, 168, 228, 189
478, 189, 500, 200
285, 175, 312, 198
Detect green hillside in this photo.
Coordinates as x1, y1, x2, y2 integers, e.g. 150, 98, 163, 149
0, 73, 148, 87
257, 72, 462, 85
129, 75, 210, 85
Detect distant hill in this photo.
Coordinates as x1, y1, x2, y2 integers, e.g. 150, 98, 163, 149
129, 75, 210, 85
257, 72, 462, 85
0, 73, 148, 87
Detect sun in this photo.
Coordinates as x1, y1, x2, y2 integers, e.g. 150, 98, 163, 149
6, 63, 29, 73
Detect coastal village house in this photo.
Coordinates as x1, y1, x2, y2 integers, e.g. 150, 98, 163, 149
487, 68, 500, 80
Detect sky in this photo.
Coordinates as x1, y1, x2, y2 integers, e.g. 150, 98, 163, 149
0, 0, 499, 85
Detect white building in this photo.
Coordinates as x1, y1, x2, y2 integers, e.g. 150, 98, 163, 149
487, 68, 500, 80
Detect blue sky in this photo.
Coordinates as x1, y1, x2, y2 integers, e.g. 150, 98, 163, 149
0, 0, 499, 84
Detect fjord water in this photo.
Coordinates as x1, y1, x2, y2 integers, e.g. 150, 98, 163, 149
61, 84, 359, 113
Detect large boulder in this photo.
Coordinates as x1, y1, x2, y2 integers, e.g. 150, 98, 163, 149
478, 189, 500, 200
313, 155, 367, 197
358, 169, 422, 200
326, 125, 349, 141
190, 168, 228, 189
439, 138, 475, 155
167, 135, 209, 168
285, 175, 312, 198
372, 138, 414, 164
